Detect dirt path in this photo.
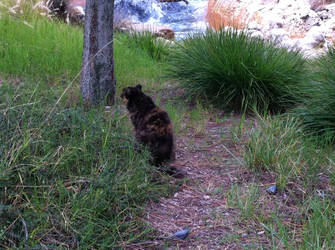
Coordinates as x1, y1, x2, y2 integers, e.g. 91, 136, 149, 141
142, 117, 269, 249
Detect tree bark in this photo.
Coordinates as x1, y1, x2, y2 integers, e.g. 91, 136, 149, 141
81, 0, 115, 107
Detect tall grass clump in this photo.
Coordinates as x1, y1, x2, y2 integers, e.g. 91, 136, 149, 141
292, 46, 335, 143
244, 115, 327, 190
125, 31, 171, 61
166, 28, 307, 113
0, 81, 169, 248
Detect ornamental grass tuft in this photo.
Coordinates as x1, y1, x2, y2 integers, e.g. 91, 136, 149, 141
166, 28, 307, 113
292, 46, 335, 143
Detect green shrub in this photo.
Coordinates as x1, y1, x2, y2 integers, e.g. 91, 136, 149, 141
244, 115, 326, 190
292, 47, 335, 143
166, 28, 307, 113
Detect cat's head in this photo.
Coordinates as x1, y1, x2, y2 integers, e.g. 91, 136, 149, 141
120, 84, 155, 113
120, 84, 143, 106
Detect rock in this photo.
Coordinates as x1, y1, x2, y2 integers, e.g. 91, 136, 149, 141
207, 0, 335, 57
171, 228, 190, 240
268, 28, 289, 43
159, 0, 189, 4
266, 14, 284, 29
46, 0, 175, 38
266, 185, 277, 195
47, 0, 85, 24
293, 25, 327, 57
66, 0, 85, 24
281, 36, 301, 49
248, 21, 262, 31
300, 25, 326, 48
249, 30, 264, 38
310, 0, 335, 11
327, 3, 335, 17
318, 10, 330, 20
302, 10, 321, 27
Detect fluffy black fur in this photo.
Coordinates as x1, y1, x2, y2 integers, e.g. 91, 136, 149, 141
121, 85, 175, 167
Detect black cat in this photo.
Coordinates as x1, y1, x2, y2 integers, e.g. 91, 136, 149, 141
121, 85, 185, 178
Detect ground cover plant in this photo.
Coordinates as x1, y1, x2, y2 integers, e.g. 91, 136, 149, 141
166, 28, 307, 113
292, 46, 335, 144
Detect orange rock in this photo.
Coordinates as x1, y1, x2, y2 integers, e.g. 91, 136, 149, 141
206, 0, 250, 30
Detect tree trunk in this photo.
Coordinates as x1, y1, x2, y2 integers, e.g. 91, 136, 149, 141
81, 0, 115, 107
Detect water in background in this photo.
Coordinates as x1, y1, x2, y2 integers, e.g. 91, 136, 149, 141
114, 0, 208, 38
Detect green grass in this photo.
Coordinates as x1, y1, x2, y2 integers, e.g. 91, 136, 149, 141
241, 114, 335, 248
166, 28, 307, 113
0, 10, 172, 248
0, 80, 171, 249
257, 196, 335, 249
226, 183, 260, 221
0, 14, 165, 90
292, 46, 335, 144
124, 31, 171, 61
0, 15, 82, 81
243, 114, 328, 190
301, 197, 335, 249
114, 34, 167, 91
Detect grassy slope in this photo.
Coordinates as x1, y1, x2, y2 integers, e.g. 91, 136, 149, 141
0, 12, 171, 249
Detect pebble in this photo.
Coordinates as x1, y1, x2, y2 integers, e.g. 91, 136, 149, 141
266, 185, 277, 195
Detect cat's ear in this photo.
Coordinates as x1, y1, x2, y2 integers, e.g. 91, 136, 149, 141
136, 84, 142, 90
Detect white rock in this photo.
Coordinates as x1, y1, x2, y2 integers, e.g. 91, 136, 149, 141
268, 28, 289, 43
249, 30, 264, 38
327, 3, 335, 16
306, 25, 326, 42
303, 10, 321, 27
264, 14, 284, 29
281, 36, 301, 49
209, 0, 334, 57
318, 10, 330, 20
248, 21, 262, 31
